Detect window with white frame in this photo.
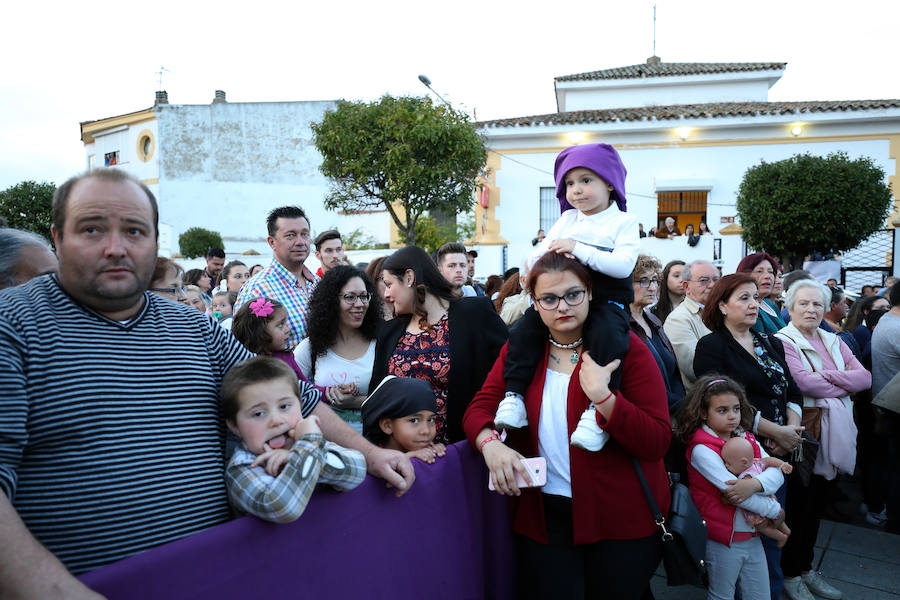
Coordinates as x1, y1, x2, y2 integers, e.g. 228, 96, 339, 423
540, 187, 559, 233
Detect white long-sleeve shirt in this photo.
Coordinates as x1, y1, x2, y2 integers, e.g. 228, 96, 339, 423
690, 426, 784, 531
526, 205, 639, 278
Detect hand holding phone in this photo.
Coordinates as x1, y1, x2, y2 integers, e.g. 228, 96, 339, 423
488, 457, 547, 491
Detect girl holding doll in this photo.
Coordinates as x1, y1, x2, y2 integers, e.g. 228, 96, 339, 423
677, 375, 787, 600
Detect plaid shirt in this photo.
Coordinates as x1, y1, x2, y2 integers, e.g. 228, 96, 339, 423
235, 258, 319, 349
226, 433, 366, 523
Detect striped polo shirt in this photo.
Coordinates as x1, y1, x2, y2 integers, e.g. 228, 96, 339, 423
0, 275, 317, 574
235, 258, 318, 349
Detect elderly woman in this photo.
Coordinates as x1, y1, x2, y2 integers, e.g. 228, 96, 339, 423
774, 280, 870, 600
693, 273, 804, 600
629, 254, 685, 414
737, 252, 786, 335
464, 252, 670, 599
370, 246, 507, 444
295, 265, 384, 432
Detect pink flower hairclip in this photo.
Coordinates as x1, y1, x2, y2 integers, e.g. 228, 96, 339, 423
249, 299, 274, 318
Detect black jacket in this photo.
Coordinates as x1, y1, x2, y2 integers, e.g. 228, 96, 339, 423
693, 328, 802, 426
369, 297, 508, 443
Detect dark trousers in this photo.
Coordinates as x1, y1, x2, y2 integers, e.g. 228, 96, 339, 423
857, 395, 889, 512
505, 302, 630, 396
760, 482, 786, 600
515, 494, 661, 600
781, 474, 827, 577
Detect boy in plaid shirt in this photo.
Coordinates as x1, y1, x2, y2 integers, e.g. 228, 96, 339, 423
223, 357, 366, 523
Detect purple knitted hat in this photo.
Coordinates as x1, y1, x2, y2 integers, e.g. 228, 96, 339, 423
554, 143, 627, 213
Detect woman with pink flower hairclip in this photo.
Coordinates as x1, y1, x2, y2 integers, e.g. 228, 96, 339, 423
231, 297, 357, 408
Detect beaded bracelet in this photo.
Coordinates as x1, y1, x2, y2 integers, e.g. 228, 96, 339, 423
480, 429, 502, 452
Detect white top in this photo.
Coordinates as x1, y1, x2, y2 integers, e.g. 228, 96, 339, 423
293, 339, 377, 396
690, 426, 784, 531
537, 369, 573, 498
526, 204, 639, 278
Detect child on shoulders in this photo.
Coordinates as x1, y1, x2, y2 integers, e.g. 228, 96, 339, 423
222, 357, 366, 523
362, 376, 447, 464
495, 143, 639, 452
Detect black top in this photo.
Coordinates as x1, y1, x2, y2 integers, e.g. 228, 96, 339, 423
369, 297, 508, 443
693, 328, 802, 426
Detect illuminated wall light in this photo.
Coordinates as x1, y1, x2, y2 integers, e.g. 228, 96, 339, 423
566, 131, 586, 144
791, 125, 803, 137
676, 127, 691, 141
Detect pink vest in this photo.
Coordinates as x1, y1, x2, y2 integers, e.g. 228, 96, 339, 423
686, 429, 762, 546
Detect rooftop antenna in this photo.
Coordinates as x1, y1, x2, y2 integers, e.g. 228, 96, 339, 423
155, 66, 172, 91
652, 3, 657, 57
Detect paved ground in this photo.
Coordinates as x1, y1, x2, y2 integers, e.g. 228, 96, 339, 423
650, 475, 899, 599
650, 519, 900, 599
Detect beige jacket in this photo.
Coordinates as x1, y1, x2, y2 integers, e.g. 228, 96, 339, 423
663, 296, 711, 387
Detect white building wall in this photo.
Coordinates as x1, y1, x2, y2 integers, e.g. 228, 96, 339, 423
562, 79, 771, 111
155, 101, 391, 257
489, 136, 894, 278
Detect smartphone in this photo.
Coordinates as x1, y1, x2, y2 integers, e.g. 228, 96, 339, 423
488, 457, 547, 491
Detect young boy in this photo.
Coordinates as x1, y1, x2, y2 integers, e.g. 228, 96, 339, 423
222, 357, 367, 523
361, 376, 447, 464
494, 143, 640, 451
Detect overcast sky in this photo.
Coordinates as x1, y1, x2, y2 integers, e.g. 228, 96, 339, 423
1, 0, 897, 190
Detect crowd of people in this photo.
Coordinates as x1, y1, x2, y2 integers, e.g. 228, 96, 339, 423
0, 147, 899, 600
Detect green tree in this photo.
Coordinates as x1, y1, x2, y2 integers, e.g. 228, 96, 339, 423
736, 152, 893, 270
339, 227, 379, 251
179, 227, 224, 259
0, 181, 55, 237
312, 95, 486, 246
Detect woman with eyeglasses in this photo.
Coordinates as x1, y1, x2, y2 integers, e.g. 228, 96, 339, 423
149, 257, 186, 303
369, 246, 508, 444
464, 252, 670, 599
629, 254, 685, 415
293, 265, 384, 432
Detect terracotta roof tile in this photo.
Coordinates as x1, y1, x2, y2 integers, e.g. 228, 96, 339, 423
478, 100, 900, 129
555, 61, 786, 82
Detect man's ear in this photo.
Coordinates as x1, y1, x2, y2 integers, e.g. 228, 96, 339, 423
379, 417, 393, 436
267, 236, 276, 251
51, 224, 61, 247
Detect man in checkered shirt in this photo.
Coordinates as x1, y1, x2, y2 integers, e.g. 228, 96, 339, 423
236, 206, 319, 349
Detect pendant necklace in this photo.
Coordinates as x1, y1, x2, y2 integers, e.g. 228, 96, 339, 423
549, 335, 583, 364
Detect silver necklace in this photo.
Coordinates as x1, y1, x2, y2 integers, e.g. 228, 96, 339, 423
549, 335, 583, 364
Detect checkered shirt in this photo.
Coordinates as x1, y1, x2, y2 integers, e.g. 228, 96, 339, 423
235, 258, 319, 349
226, 433, 367, 523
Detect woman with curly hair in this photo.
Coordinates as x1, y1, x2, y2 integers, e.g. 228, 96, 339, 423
293, 265, 384, 432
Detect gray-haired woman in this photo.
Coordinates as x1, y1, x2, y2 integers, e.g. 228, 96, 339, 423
775, 279, 871, 600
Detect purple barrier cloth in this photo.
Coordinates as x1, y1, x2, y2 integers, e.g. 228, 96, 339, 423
79, 441, 516, 600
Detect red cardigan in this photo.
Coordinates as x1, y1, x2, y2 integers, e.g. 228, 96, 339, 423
463, 332, 671, 544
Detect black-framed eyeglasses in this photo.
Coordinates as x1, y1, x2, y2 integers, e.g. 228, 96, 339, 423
535, 289, 587, 311
686, 276, 720, 286
636, 277, 660, 288
341, 293, 371, 305
151, 286, 187, 297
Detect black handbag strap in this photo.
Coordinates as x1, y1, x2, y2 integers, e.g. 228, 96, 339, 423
632, 457, 672, 541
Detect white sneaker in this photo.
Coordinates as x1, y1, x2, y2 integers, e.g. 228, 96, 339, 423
801, 571, 843, 599
569, 406, 609, 451
494, 393, 528, 430
783, 576, 816, 600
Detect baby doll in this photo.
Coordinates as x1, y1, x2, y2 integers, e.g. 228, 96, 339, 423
721, 436, 793, 547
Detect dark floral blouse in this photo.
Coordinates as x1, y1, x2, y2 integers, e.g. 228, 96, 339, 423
387, 315, 451, 442
752, 336, 788, 426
